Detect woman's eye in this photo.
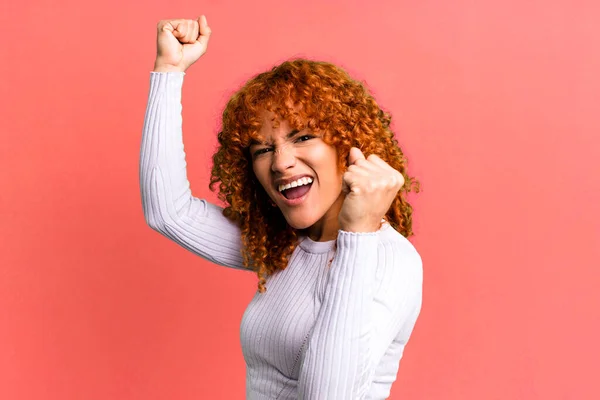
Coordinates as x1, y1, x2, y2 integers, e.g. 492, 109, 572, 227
253, 148, 272, 157
296, 135, 313, 142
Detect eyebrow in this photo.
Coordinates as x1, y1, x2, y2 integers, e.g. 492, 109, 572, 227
250, 129, 301, 146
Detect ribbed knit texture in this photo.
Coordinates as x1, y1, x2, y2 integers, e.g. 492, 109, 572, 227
139, 71, 423, 399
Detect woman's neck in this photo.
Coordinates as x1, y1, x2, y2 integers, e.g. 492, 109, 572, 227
306, 192, 345, 242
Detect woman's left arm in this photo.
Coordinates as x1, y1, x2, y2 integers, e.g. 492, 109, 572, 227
297, 230, 423, 399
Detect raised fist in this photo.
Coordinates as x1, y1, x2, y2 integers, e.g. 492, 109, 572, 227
153, 15, 212, 73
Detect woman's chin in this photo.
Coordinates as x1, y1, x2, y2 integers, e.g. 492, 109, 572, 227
282, 213, 317, 231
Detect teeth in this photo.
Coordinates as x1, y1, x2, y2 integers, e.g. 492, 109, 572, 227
278, 177, 313, 192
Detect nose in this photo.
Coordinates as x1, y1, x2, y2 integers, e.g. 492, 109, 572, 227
271, 145, 296, 173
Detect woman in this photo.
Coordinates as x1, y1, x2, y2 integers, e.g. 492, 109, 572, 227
140, 15, 423, 399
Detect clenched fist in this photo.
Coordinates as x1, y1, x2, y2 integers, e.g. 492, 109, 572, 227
153, 15, 212, 73
338, 147, 405, 233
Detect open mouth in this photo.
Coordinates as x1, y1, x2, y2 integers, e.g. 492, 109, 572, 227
278, 177, 313, 200
280, 183, 313, 199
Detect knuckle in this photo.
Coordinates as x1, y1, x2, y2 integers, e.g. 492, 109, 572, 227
396, 172, 405, 185
368, 154, 382, 164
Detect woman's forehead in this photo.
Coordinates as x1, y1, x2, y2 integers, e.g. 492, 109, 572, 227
259, 112, 289, 131
253, 121, 296, 145
257, 109, 281, 126
249, 104, 310, 144
256, 108, 304, 131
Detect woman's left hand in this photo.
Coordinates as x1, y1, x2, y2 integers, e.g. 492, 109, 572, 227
338, 147, 405, 233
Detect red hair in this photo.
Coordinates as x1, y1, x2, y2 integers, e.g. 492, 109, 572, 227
209, 59, 420, 293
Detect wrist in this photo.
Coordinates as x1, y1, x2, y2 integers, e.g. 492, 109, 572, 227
339, 218, 387, 234
339, 222, 381, 234
153, 62, 185, 73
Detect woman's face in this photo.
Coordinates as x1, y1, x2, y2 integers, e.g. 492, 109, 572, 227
250, 112, 345, 239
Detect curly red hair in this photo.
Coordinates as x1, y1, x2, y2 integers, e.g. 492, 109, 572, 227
209, 58, 420, 293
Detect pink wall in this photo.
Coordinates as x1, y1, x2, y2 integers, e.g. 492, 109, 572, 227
1, 0, 599, 398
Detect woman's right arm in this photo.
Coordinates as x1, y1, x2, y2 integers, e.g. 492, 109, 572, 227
139, 17, 247, 270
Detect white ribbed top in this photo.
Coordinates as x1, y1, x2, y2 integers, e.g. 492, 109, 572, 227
139, 71, 423, 399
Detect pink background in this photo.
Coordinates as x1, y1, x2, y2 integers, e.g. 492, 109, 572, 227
1, 0, 599, 398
